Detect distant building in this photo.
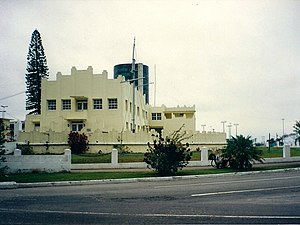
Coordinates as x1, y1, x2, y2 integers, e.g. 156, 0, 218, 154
114, 63, 149, 104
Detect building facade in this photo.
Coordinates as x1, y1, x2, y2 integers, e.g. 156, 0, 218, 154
20, 66, 226, 153
24, 66, 149, 134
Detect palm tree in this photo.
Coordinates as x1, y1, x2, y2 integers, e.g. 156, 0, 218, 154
293, 120, 300, 146
221, 135, 264, 169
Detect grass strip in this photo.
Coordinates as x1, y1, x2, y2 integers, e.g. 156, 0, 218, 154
1, 163, 300, 183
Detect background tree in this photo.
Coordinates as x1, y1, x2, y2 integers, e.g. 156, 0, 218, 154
222, 135, 264, 169
293, 120, 300, 146
25, 29, 49, 114
144, 126, 192, 176
0, 119, 7, 174
68, 132, 89, 154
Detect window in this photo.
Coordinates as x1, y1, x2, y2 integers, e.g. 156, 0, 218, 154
47, 100, 56, 110
125, 100, 128, 111
77, 100, 88, 111
62, 99, 71, 110
108, 98, 118, 109
165, 113, 172, 119
93, 99, 102, 109
34, 123, 40, 131
152, 113, 162, 120
71, 122, 84, 132
174, 113, 184, 117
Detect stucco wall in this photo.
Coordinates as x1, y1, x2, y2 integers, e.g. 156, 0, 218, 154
3, 149, 71, 174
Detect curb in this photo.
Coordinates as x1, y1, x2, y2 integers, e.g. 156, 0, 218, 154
1, 167, 300, 190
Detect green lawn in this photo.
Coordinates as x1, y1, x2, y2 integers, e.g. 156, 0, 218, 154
71, 147, 300, 164
257, 147, 300, 158
72, 151, 202, 164
1, 163, 300, 183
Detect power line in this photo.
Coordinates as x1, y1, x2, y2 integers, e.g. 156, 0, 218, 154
0, 91, 25, 101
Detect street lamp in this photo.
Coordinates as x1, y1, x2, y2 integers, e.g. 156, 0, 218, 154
234, 123, 239, 136
201, 124, 206, 132
227, 123, 232, 139
282, 118, 285, 144
221, 121, 227, 133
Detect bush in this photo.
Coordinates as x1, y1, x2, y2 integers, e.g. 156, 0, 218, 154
16, 144, 34, 155
68, 132, 89, 154
222, 135, 264, 169
0, 119, 7, 174
144, 127, 192, 176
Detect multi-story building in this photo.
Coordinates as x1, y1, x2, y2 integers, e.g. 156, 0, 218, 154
21, 66, 226, 153
114, 63, 149, 104
24, 66, 149, 134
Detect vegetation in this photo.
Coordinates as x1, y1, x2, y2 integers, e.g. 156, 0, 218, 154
293, 120, 300, 146
144, 127, 192, 176
25, 29, 49, 114
1, 163, 300, 183
0, 119, 7, 174
16, 143, 34, 155
221, 135, 264, 169
68, 132, 89, 154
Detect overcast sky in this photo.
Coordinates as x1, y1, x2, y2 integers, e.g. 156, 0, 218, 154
0, 0, 300, 141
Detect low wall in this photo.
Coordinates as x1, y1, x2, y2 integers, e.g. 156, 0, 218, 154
72, 145, 300, 170
3, 149, 71, 174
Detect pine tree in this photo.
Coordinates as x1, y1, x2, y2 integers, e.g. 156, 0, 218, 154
25, 29, 49, 114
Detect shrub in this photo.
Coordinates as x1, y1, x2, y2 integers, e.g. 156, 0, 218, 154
16, 143, 34, 155
222, 135, 264, 169
144, 126, 192, 176
0, 119, 7, 174
68, 132, 89, 154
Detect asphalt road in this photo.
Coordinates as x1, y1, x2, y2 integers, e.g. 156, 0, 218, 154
1, 170, 300, 224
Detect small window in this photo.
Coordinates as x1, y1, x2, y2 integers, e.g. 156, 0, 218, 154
47, 100, 56, 110
93, 99, 102, 110
165, 113, 172, 119
71, 122, 83, 132
108, 98, 118, 109
174, 113, 184, 118
77, 100, 88, 111
152, 113, 162, 120
62, 99, 71, 110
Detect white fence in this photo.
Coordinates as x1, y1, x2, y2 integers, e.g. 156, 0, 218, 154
2, 145, 300, 174
3, 149, 71, 174
72, 145, 300, 170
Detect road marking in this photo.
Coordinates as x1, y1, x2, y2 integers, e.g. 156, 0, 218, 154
155, 175, 300, 189
191, 185, 300, 197
0, 208, 300, 220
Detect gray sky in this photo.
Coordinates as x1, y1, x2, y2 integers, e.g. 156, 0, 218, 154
0, 0, 300, 141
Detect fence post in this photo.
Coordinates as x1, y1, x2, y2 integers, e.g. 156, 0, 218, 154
283, 145, 290, 158
111, 148, 118, 166
14, 149, 22, 156
200, 147, 209, 165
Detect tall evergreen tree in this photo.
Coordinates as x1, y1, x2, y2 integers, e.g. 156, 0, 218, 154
25, 29, 49, 114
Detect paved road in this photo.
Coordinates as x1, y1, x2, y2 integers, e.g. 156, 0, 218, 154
1, 170, 300, 224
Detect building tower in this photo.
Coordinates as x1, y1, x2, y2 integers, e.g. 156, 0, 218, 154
114, 63, 149, 104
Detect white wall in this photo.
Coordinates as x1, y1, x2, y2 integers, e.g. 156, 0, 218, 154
3, 149, 71, 174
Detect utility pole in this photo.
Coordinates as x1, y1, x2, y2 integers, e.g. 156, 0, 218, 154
131, 37, 136, 133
